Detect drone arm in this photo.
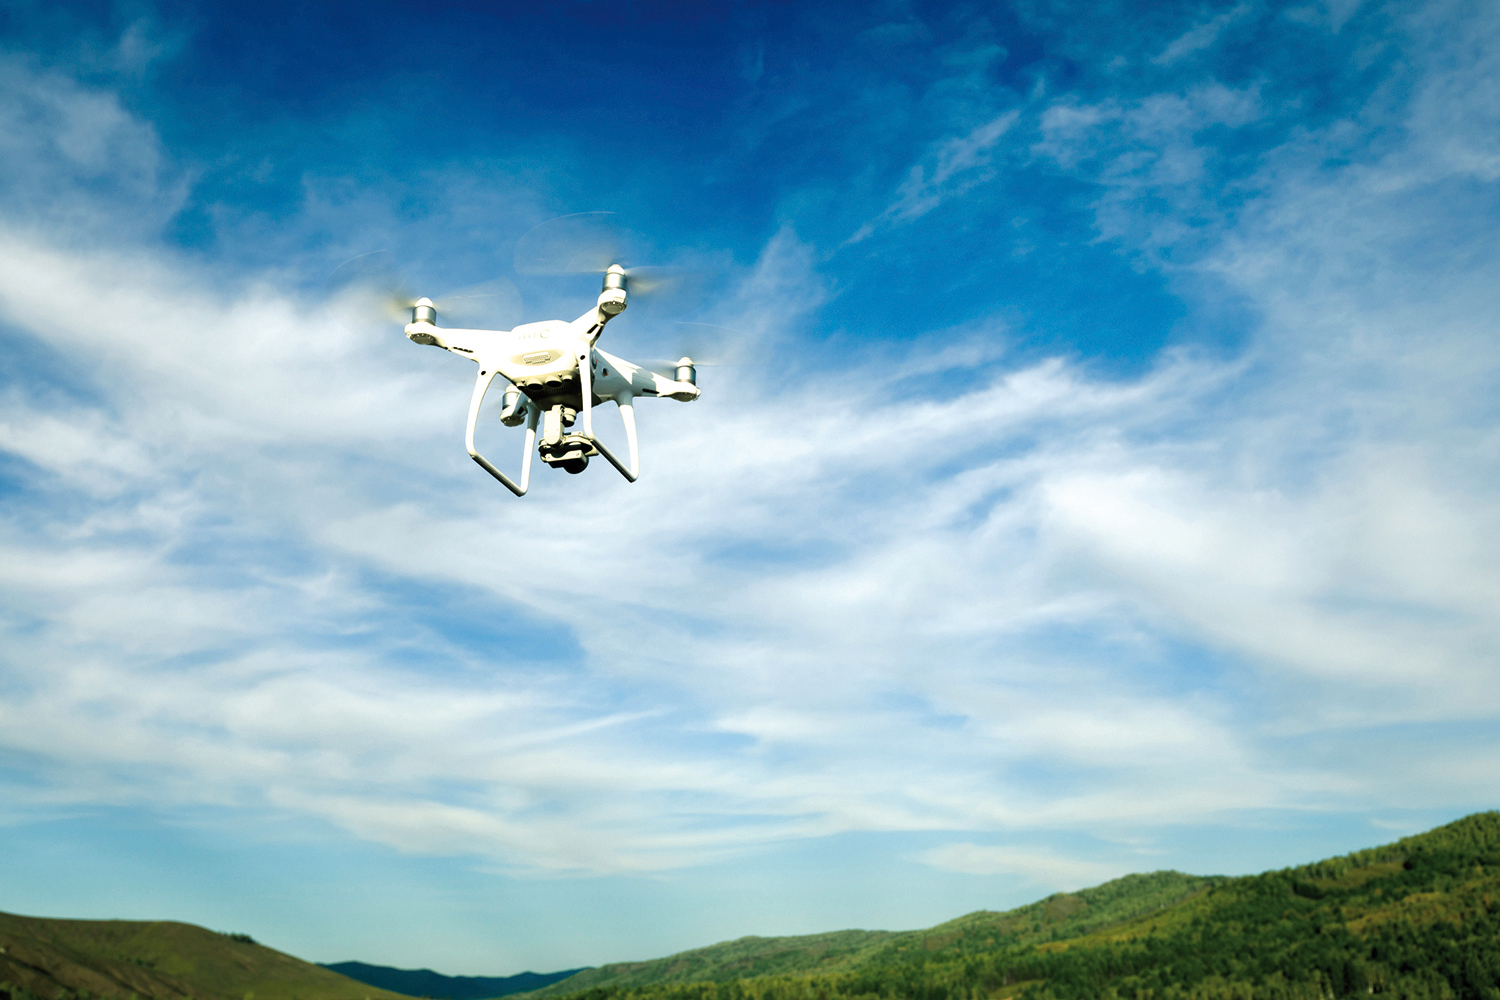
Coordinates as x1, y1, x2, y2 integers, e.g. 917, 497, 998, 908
576, 346, 639, 482
569, 311, 612, 346
406, 321, 491, 358
572, 285, 625, 342
465, 368, 536, 496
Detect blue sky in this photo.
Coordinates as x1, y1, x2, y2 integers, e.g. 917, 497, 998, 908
2, 0, 1499, 978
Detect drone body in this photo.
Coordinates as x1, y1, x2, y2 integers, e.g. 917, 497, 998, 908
404, 265, 699, 495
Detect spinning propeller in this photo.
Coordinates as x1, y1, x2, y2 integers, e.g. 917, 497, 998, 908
638, 322, 760, 376
513, 212, 704, 312
327, 250, 524, 335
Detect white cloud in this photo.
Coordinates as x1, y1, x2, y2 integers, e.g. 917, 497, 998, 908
0, 56, 187, 234
1152, 4, 1253, 66
919, 843, 1125, 885
847, 110, 1021, 243
1, 1, 1499, 883
1033, 81, 1263, 254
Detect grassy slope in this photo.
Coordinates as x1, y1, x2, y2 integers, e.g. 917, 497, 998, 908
0, 914, 414, 1000
517, 871, 1216, 999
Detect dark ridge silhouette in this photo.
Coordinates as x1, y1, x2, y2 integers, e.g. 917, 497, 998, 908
320, 963, 586, 1000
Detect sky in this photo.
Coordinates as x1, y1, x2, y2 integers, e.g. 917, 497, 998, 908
1, 0, 1498, 978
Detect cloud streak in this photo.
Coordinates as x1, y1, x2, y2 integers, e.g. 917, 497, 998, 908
1, 0, 1498, 896
1151, 4, 1252, 66
848, 110, 1022, 243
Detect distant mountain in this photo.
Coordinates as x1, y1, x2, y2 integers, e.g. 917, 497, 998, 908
321, 962, 585, 999
0, 914, 411, 1000
516, 812, 1500, 1000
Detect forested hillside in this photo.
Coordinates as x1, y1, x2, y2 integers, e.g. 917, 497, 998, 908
526, 813, 1500, 1000
521, 871, 1215, 999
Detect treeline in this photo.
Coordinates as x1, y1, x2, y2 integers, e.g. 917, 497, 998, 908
545, 814, 1500, 1000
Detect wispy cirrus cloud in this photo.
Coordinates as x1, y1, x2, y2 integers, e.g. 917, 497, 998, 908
1152, 4, 1253, 66
847, 110, 1021, 244
920, 844, 1126, 885
0, 0, 1497, 954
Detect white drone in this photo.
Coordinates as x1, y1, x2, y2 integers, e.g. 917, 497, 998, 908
403, 264, 699, 496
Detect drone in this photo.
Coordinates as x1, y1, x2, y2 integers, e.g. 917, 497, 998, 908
403, 264, 700, 496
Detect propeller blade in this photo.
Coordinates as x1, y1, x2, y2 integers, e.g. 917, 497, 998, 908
326, 250, 415, 333
437, 277, 524, 330
514, 212, 628, 275
626, 323, 764, 375
675, 322, 762, 364
326, 251, 524, 333
619, 265, 698, 297
512, 213, 707, 315
642, 358, 700, 378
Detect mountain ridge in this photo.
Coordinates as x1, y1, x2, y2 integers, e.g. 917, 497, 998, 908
321, 961, 584, 999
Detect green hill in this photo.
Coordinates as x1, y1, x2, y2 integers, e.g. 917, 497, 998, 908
517, 870, 1216, 999
0, 914, 414, 1000
510, 930, 897, 998
521, 812, 1500, 1000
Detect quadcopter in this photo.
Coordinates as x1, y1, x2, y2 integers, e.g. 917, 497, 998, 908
403, 264, 700, 496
